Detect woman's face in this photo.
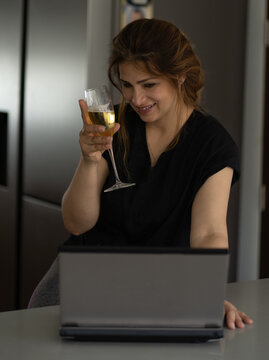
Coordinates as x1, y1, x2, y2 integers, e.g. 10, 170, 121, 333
119, 61, 180, 127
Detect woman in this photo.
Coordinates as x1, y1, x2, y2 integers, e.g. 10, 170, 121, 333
61, 18, 252, 330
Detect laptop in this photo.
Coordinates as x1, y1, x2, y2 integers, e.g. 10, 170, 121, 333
59, 246, 229, 342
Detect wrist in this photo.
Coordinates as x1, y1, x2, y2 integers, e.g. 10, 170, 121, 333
80, 155, 100, 168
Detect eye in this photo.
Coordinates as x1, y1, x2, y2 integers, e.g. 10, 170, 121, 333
144, 83, 156, 88
121, 81, 132, 89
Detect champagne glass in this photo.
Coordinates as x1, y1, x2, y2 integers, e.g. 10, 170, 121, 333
85, 86, 135, 192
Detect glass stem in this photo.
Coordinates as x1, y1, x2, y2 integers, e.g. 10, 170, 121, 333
108, 148, 121, 184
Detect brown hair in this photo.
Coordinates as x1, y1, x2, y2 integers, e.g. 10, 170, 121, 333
108, 18, 204, 174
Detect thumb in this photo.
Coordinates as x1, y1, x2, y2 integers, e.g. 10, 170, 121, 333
79, 99, 90, 126
113, 123, 120, 134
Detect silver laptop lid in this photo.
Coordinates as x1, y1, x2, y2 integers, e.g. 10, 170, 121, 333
59, 247, 229, 329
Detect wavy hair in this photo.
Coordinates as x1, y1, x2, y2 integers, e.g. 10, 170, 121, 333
108, 18, 205, 174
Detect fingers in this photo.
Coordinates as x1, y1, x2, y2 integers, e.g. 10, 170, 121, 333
225, 303, 237, 330
238, 310, 254, 325
83, 124, 106, 135
79, 123, 113, 163
79, 99, 90, 126
79, 130, 112, 152
114, 122, 120, 134
234, 311, 245, 329
224, 300, 253, 330
79, 99, 120, 134
78, 99, 119, 161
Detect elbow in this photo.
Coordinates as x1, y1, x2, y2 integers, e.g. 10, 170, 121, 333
190, 232, 229, 249
64, 224, 93, 237
62, 217, 97, 236
61, 198, 100, 236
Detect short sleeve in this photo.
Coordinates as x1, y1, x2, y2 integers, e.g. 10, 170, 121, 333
200, 140, 240, 186
195, 118, 240, 190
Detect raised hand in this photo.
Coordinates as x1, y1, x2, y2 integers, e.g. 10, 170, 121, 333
78, 99, 120, 164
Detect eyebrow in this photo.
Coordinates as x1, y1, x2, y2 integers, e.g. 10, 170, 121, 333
120, 77, 157, 84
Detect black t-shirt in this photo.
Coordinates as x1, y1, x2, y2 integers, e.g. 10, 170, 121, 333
80, 106, 239, 248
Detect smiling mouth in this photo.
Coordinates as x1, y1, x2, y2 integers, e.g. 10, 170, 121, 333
135, 103, 156, 112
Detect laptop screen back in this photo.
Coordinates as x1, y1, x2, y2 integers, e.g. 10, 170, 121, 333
59, 247, 229, 329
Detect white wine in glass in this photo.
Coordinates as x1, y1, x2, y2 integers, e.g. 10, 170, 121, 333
85, 86, 135, 192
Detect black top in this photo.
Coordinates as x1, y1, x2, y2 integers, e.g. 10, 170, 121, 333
74, 106, 239, 248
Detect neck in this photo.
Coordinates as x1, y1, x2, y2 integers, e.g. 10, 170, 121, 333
145, 103, 194, 167
146, 102, 193, 138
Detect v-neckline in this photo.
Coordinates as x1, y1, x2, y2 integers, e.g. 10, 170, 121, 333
140, 110, 196, 169
140, 121, 170, 169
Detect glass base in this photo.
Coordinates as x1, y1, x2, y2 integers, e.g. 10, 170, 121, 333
104, 182, 136, 193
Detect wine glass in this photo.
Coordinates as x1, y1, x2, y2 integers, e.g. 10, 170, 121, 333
85, 86, 135, 192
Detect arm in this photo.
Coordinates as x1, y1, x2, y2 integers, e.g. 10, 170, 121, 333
61, 156, 109, 235
61, 100, 119, 235
190, 167, 253, 329
190, 166, 232, 249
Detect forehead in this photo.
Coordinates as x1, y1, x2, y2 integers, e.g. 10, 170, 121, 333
119, 61, 158, 80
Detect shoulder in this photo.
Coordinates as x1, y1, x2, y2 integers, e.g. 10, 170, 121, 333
190, 110, 234, 137
186, 110, 238, 152
184, 109, 240, 184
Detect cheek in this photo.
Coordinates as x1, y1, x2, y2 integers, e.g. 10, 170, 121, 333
122, 88, 132, 100
151, 87, 166, 100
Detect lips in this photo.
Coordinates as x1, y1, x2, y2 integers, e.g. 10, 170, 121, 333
135, 103, 156, 114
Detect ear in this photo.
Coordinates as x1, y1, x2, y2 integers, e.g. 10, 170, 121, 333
178, 74, 186, 85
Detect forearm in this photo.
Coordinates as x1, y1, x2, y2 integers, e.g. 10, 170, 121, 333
61, 156, 108, 235
190, 232, 228, 249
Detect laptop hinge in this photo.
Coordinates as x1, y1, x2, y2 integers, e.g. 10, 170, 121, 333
205, 324, 220, 328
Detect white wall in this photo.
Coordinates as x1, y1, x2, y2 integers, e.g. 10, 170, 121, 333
86, 0, 113, 88
237, 0, 267, 281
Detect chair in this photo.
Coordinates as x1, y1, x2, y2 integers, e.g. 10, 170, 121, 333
28, 256, 59, 308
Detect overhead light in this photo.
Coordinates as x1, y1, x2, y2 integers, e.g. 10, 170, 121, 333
127, 0, 151, 6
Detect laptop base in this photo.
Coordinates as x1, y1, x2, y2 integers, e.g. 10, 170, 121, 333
59, 326, 223, 343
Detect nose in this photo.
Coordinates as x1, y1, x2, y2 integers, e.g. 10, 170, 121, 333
131, 87, 146, 107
